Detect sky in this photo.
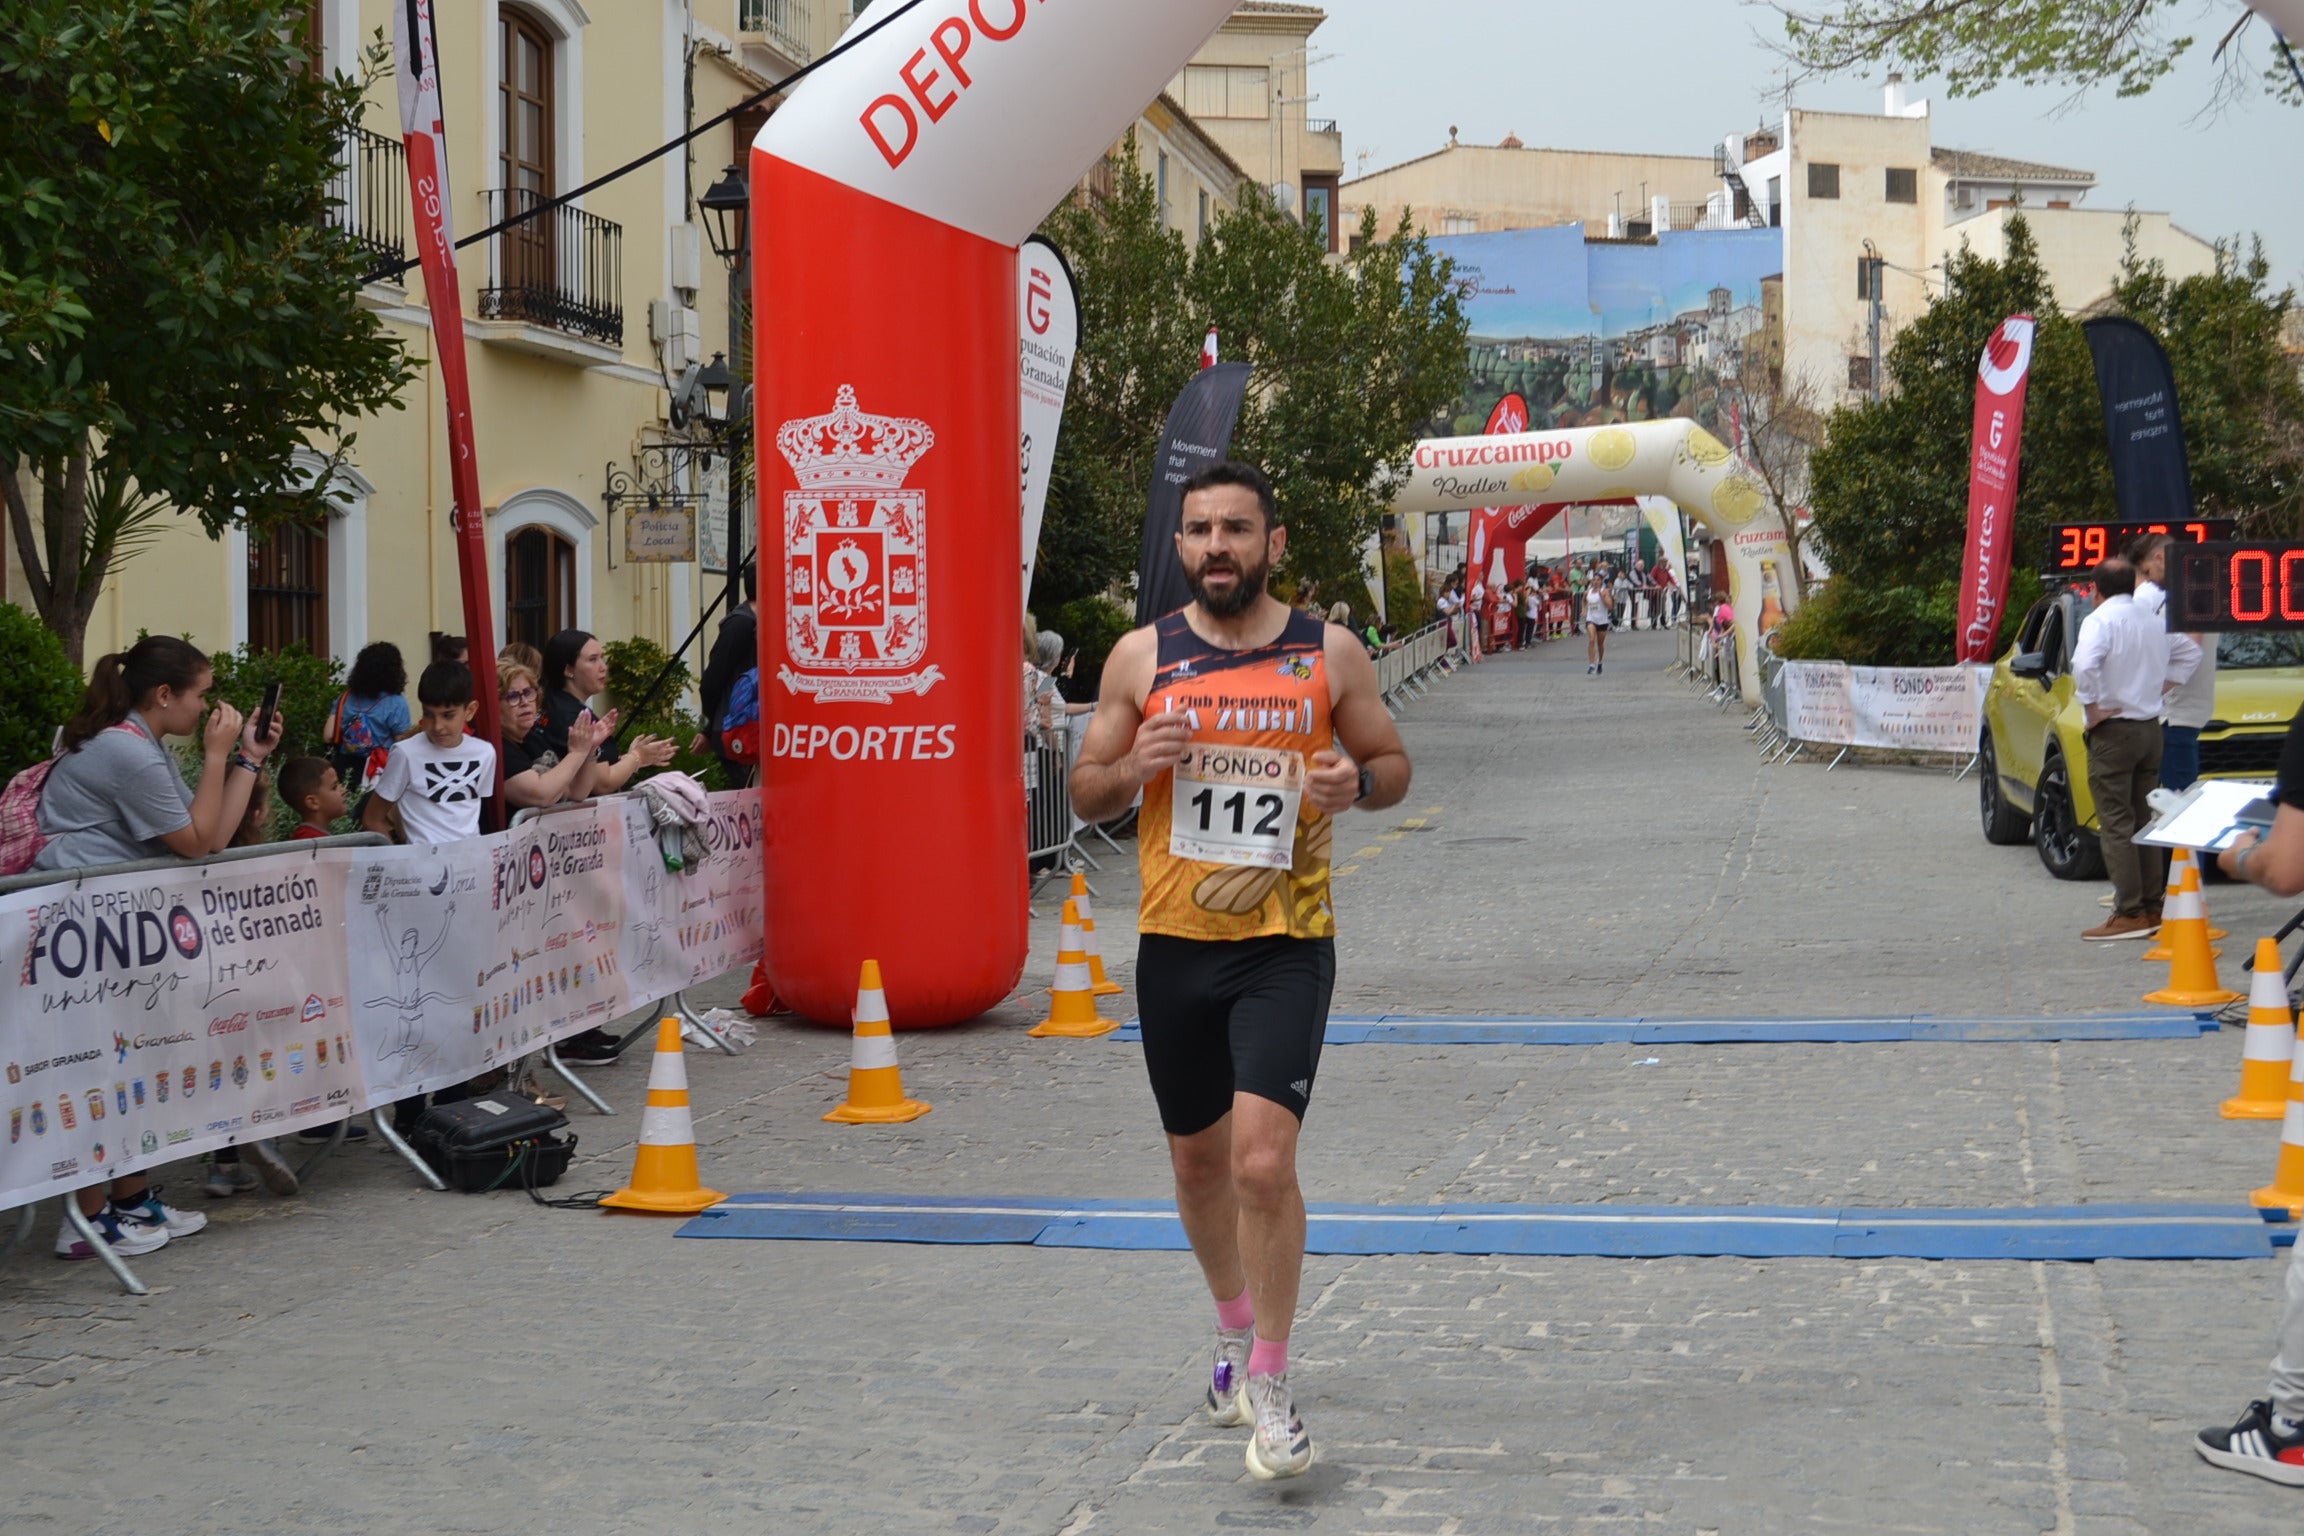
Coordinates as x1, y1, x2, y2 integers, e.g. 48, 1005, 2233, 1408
1313, 0, 2302, 293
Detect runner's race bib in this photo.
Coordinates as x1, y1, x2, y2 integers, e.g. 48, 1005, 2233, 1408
1170, 744, 1304, 869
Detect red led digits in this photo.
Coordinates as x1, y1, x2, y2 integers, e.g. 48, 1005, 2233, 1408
2231, 549, 2274, 621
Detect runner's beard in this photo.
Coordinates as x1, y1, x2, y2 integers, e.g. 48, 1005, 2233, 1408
1187, 549, 1271, 619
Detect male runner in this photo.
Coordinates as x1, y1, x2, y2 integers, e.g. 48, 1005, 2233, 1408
1072, 461, 1410, 1480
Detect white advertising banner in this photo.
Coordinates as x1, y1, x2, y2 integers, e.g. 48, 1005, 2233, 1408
2, 790, 766, 1213
0, 855, 363, 1215
1849, 666, 1982, 755
618, 792, 766, 1004
1782, 662, 1855, 747
1778, 663, 1982, 754
1018, 235, 1078, 604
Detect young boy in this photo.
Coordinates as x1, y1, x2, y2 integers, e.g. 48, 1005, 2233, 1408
277, 756, 348, 841
364, 660, 497, 846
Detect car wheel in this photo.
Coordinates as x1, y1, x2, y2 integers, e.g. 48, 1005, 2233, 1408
1978, 729, 2032, 845
2034, 749, 2106, 880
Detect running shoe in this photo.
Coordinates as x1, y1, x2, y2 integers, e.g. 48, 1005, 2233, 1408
204, 1159, 259, 1198
54, 1205, 169, 1260
1206, 1326, 1254, 1427
242, 1139, 301, 1196
1242, 1371, 1314, 1480
114, 1191, 206, 1239
2197, 1399, 2304, 1486
556, 1029, 623, 1067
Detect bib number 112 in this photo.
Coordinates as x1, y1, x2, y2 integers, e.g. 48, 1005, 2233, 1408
1189, 786, 1287, 839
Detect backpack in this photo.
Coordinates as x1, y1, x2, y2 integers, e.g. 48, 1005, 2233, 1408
720, 667, 762, 765
0, 759, 59, 877
328, 693, 394, 787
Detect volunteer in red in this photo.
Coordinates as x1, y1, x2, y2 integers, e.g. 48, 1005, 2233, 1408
1071, 461, 1410, 1482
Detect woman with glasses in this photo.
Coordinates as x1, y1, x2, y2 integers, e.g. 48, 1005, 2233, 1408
498, 659, 604, 810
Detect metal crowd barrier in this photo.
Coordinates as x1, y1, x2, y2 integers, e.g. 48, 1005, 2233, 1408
1375, 620, 1455, 710
1027, 736, 1084, 895
0, 833, 391, 1294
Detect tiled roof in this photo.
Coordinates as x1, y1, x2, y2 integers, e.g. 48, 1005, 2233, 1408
1931, 147, 2095, 184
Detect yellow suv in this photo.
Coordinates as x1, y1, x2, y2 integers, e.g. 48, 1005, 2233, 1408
1978, 588, 2304, 878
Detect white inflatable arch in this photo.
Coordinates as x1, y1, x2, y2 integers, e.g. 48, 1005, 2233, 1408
1393, 418, 1797, 695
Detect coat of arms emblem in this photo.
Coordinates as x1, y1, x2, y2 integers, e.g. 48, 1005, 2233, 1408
776, 384, 941, 703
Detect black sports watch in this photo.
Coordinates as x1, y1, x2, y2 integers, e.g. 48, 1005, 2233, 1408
1354, 764, 1376, 805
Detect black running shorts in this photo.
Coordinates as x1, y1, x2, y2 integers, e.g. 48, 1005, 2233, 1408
1136, 932, 1336, 1136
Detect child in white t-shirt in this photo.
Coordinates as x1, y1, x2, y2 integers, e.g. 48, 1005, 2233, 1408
364, 659, 497, 845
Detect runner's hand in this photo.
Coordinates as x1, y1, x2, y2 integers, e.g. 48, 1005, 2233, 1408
1306, 749, 1359, 815
1126, 710, 1192, 787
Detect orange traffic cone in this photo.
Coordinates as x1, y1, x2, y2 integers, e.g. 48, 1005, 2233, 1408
2143, 849, 2227, 962
824, 960, 930, 1124
600, 1019, 726, 1214
1070, 872, 1124, 998
2144, 861, 2243, 1008
2225, 939, 2298, 1119
1030, 900, 1118, 1039
2256, 1024, 2304, 1216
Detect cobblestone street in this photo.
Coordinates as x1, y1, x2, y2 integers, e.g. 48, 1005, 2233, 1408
4, 626, 2296, 1534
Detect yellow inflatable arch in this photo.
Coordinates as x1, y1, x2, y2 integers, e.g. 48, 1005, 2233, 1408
1392, 418, 1798, 697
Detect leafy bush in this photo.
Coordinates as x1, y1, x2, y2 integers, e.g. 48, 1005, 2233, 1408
601, 635, 700, 786
1772, 569, 2042, 667
0, 603, 83, 782
1047, 595, 1135, 701
1382, 550, 1428, 632
205, 641, 346, 764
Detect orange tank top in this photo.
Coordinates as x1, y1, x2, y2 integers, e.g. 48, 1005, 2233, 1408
1136, 608, 1335, 941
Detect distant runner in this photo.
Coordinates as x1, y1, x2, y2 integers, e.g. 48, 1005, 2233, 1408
1072, 461, 1410, 1480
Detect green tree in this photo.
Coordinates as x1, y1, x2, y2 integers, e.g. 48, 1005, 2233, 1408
0, 603, 82, 784
1791, 214, 2304, 664
0, 1, 416, 666
1032, 146, 1468, 612
1776, 0, 2303, 105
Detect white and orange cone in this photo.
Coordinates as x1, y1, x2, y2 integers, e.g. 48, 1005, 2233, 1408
824, 959, 930, 1124
2144, 861, 2243, 1009
600, 1018, 726, 1214
1031, 900, 1118, 1039
2256, 1018, 2304, 1217
2143, 849, 2227, 962
2224, 938, 2298, 1120
1070, 872, 1124, 998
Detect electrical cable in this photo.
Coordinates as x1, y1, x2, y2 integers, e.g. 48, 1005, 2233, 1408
370, 0, 930, 285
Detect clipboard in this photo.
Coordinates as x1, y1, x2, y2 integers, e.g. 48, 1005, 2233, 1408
2135, 779, 2279, 851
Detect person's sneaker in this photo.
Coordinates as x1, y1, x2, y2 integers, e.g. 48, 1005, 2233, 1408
241, 1139, 301, 1196
556, 1029, 623, 1067
1206, 1326, 1254, 1427
113, 1192, 206, 1239
1242, 1371, 1314, 1481
204, 1160, 259, 1198
54, 1205, 169, 1260
2082, 913, 2160, 942
2196, 1399, 2304, 1486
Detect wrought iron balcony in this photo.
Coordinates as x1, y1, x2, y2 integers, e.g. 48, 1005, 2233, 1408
478, 188, 625, 348
329, 126, 408, 282
739, 0, 812, 60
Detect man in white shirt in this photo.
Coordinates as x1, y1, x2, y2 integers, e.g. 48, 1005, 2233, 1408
2131, 532, 2213, 790
2071, 557, 2199, 941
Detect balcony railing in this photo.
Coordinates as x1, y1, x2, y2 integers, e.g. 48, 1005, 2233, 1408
1307, 118, 1338, 136
329, 126, 408, 282
478, 188, 624, 348
739, 0, 811, 60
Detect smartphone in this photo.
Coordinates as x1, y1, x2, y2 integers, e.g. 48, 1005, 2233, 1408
253, 681, 283, 745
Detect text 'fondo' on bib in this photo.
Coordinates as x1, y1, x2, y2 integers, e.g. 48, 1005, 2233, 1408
1169, 743, 1305, 870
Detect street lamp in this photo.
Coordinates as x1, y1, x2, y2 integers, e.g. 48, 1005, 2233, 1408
699, 164, 749, 269
693, 352, 734, 430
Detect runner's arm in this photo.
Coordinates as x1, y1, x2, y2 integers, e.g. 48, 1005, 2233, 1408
1069, 626, 1188, 823
1310, 625, 1409, 815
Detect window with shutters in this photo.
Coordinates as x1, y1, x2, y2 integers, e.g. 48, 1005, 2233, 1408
247, 521, 330, 655
499, 10, 555, 293
505, 526, 578, 648
1885, 167, 1918, 203
1807, 162, 1840, 199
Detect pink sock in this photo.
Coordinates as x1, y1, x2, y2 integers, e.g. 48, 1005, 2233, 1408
1215, 1288, 1255, 1332
1248, 1335, 1288, 1379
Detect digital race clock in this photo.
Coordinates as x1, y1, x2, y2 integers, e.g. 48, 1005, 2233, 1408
2165, 542, 2304, 630
2042, 520, 2235, 576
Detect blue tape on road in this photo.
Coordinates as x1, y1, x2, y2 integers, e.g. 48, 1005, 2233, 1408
1109, 1013, 2215, 1045
679, 1194, 2273, 1260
